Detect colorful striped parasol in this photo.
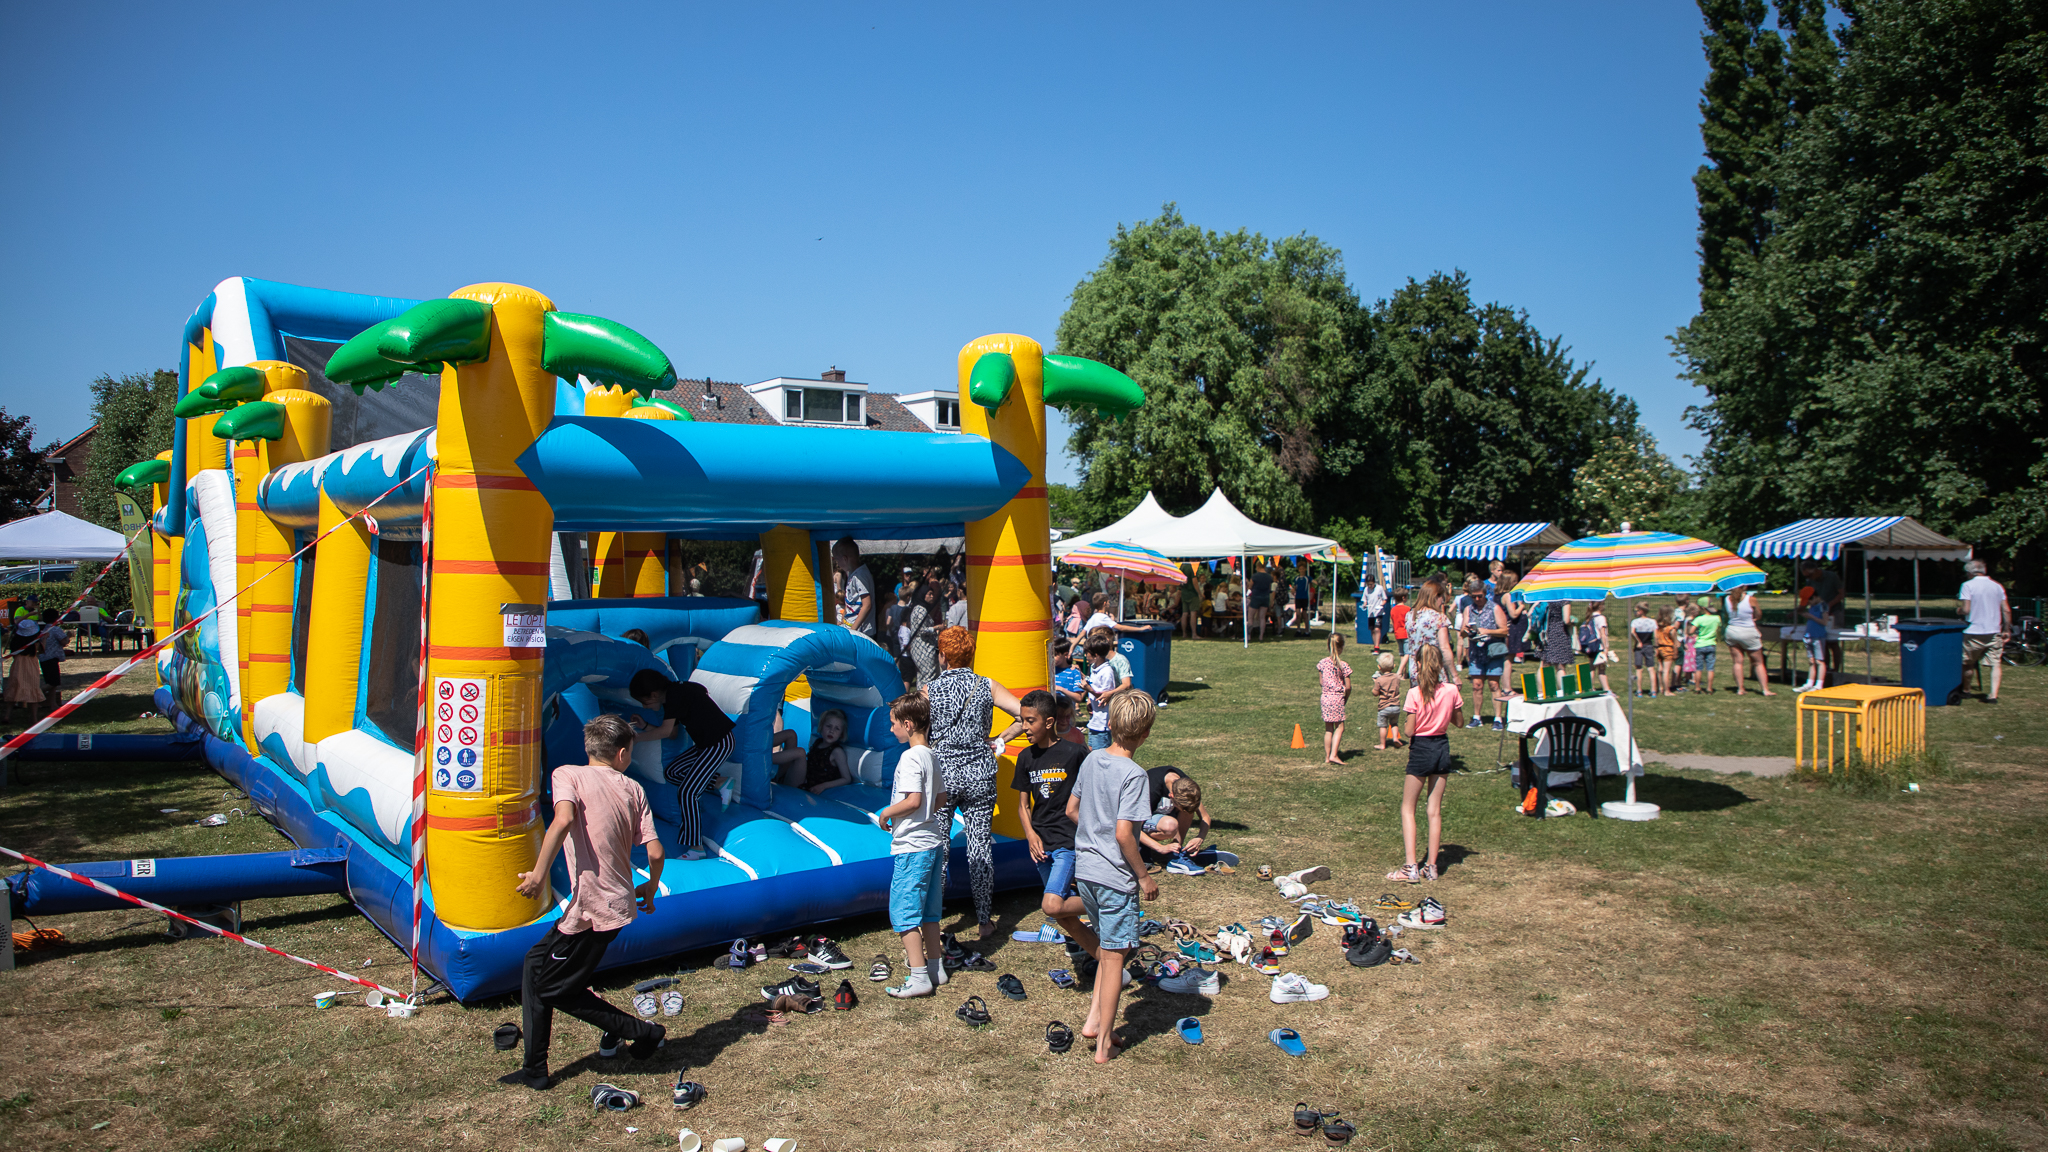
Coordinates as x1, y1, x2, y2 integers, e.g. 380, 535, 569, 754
1057, 539, 1187, 584
1514, 529, 1764, 603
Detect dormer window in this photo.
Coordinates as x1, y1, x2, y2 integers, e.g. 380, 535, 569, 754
782, 388, 861, 423
936, 399, 959, 428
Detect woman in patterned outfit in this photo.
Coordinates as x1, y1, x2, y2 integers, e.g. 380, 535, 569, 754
923, 626, 1023, 937
904, 583, 944, 688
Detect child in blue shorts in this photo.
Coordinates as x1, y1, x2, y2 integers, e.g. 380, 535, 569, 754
1008, 690, 1100, 957
1064, 691, 1160, 1063
880, 692, 951, 999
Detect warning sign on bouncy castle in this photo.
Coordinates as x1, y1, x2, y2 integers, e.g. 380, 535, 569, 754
431, 676, 488, 793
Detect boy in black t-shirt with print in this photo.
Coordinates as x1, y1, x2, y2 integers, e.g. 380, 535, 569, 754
1007, 689, 1100, 956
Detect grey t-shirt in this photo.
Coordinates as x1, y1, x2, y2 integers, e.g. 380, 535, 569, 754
842, 564, 876, 637
1072, 750, 1150, 893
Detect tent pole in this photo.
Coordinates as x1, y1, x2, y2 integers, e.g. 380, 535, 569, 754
1863, 548, 1873, 682
1241, 553, 1248, 649
1913, 558, 1921, 618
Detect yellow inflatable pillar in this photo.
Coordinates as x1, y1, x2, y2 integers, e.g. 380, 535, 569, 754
593, 532, 627, 597
424, 283, 558, 931
303, 488, 373, 744
622, 534, 667, 597
957, 335, 1053, 840
250, 382, 331, 745
761, 524, 818, 701
148, 450, 175, 655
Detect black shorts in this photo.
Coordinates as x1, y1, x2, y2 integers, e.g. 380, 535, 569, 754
1405, 734, 1453, 778
39, 659, 60, 687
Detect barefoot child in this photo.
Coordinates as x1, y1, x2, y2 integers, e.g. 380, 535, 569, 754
1064, 691, 1160, 1063
1654, 608, 1680, 697
505, 715, 667, 1090
1387, 645, 1465, 884
1372, 652, 1403, 750
1691, 599, 1721, 695
881, 693, 951, 998
1008, 690, 1101, 954
1316, 633, 1352, 764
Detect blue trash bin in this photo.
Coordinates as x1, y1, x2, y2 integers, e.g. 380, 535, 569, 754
1895, 618, 1967, 706
1116, 622, 1175, 704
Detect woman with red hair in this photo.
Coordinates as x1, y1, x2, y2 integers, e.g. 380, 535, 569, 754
924, 625, 1023, 938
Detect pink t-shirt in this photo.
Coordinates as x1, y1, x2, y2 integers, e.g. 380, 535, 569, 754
1403, 683, 1460, 737
551, 763, 657, 935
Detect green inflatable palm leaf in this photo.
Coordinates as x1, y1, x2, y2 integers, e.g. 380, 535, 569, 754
326, 298, 492, 393
1042, 355, 1143, 416
115, 459, 170, 492
211, 401, 286, 442
198, 366, 268, 404
542, 312, 677, 395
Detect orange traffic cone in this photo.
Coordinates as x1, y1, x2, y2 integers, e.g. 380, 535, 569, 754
1290, 723, 1306, 749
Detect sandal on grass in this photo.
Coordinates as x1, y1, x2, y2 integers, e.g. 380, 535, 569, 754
1322, 1118, 1357, 1145
1046, 1021, 1074, 1054
1372, 892, 1416, 914
1269, 1028, 1308, 1057
956, 995, 992, 1026
1385, 863, 1419, 884
1048, 969, 1077, 990
1419, 862, 1439, 882
1294, 1102, 1337, 1137
1256, 864, 1274, 880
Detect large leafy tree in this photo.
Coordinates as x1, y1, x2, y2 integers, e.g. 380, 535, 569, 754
1057, 209, 1642, 562
0, 407, 43, 522
76, 369, 178, 529
1677, 0, 2048, 588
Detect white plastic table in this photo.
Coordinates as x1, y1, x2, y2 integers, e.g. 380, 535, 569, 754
1505, 693, 1644, 779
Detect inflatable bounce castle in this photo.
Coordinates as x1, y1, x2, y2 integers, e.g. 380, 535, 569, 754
31, 276, 1144, 1000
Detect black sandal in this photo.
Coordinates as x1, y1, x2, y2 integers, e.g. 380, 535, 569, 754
493, 1022, 522, 1051
956, 995, 992, 1026
996, 974, 1028, 1001
1322, 1118, 1356, 1145
1294, 1102, 1323, 1137
1046, 1020, 1074, 1054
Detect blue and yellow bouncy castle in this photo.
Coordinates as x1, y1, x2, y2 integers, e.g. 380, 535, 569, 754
90, 276, 1142, 1000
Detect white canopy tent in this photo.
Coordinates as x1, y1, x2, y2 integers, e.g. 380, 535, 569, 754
1123, 489, 1337, 646
0, 510, 129, 562
1050, 491, 1184, 557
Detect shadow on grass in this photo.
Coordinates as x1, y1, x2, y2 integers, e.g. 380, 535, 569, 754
1628, 773, 1754, 813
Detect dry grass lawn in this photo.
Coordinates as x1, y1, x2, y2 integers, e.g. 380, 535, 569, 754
1, 635, 2043, 1151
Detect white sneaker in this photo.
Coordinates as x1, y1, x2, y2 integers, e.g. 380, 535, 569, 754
1269, 972, 1329, 1003
1283, 865, 1332, 885
1397, 908, 1445, 930
1275, 877, 1308, 899
1157, 966, 1220, 996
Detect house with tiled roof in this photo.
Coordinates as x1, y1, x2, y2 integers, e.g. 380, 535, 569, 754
652, 368, 960, 434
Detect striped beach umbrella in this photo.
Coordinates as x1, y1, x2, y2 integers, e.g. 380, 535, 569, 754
1514, 529, 1763, 603
1058, 539, 1187, 584
1509, 527, 1762, 823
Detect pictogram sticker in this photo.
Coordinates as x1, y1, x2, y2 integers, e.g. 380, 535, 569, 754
431, 676, 488, 793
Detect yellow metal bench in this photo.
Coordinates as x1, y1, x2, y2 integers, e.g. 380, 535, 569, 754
1795, 684, 1925, 774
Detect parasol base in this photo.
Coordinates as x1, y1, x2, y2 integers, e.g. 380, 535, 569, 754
1599, 800, 1661, 822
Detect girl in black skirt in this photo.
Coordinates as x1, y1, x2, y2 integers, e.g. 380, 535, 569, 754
1386, 644, 1466, 884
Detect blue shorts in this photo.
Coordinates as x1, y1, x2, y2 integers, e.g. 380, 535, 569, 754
1696, 647, 1717, 671
888, 847, 947, 934
1142, 813, 1172, 834
1077, 879, 1141, 951
1034, 846, 1077, 899
1468, 654, 1506, 678
1086, 729, 1111, 751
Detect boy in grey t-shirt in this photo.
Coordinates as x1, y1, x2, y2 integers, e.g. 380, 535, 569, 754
1064, 691, 1159, 1064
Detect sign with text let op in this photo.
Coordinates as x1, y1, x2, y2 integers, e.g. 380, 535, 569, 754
431, 676, 488, 793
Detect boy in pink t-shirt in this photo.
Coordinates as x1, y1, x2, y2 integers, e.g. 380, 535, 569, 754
504, 714, 667, 1090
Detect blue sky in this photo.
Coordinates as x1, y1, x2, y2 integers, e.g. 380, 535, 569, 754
0, 2, 1710, 484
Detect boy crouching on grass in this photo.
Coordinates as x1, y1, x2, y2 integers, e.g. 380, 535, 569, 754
880, 692, 952, 999
506, 715, 666, 1090
1065, 691, 1160, 1063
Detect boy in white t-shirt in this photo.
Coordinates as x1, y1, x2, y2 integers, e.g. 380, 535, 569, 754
880, 692, 951, 998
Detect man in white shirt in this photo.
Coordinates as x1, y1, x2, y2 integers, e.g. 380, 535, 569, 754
1359, 571, 1389, 651
1958, 559, 2010, 703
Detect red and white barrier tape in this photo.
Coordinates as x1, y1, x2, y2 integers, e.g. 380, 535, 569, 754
0, 466, 429, 766
0, 844, 413, 1003
408, 480, 434, 995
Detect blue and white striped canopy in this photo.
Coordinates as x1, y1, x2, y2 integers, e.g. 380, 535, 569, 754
1425, 522, 1573, 562
1736, 517, 1971, 562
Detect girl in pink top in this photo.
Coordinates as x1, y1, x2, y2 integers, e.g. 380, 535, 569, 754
1315, 633, 1353, 765
1387, 644, 1466, 884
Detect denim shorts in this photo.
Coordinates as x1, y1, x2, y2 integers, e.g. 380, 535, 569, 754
888, 846, 947, 934
1077, 879, 1141, 950
1467, 653, 1506, 678
1142, 813, 1172, 834
1034, 846, 1077, 899
1695, 647, 1717, 671
1086, 728, 1111, 751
